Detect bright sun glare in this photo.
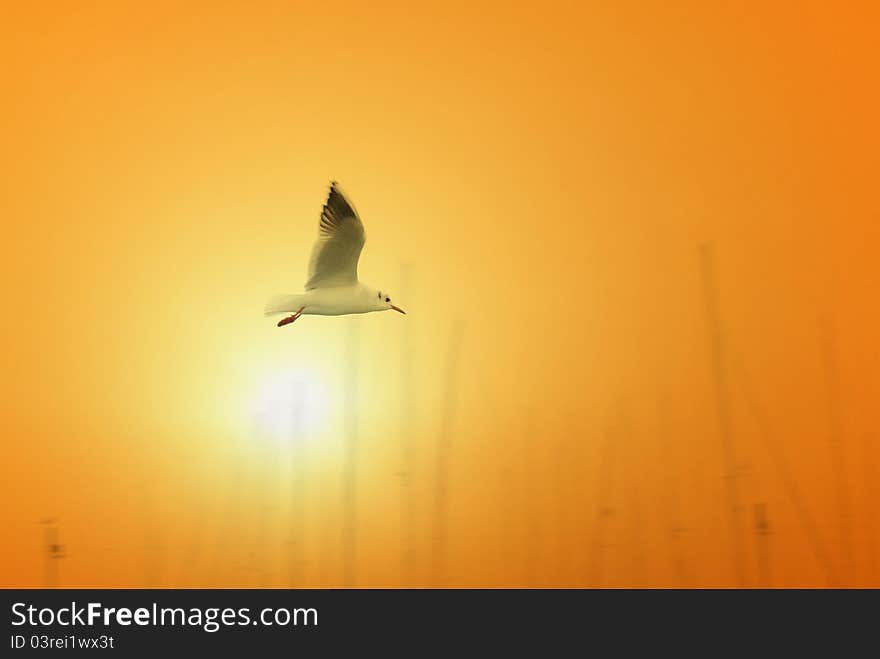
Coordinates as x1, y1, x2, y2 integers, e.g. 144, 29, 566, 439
250, 370, 330, 441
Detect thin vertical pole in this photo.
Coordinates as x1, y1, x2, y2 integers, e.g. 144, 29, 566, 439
659, 399, 688, 584
628, 484, 646, 585
177, 462, 208, 586
862, 434, 878, 584
753, 503, 770, 587
256, 427, 279, 587
589, 426, 616, 587
289, 389, 307, 587
699, 244, 747, 587
142, 482, 163, 588
398, 263, 416, 585
554, 434, 568, 585
522, 412, 539, 587
733, 352, 837, 585
342, 319, 359, 587
621, 409, 645, 585
42, 519, 62, 588
498, 461, 515, 587
821, 317, 854, 586
430, 322, 463, 586
210, 429, 251, 586
238, 420, 264, 587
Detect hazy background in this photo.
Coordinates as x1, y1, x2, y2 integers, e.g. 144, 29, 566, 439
2, 1, 878, 587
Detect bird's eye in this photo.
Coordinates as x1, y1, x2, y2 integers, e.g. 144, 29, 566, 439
377, 292, 381, 299
385, 297, 390, 302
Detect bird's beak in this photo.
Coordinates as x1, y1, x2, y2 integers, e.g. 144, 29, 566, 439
390, 304, 406, 314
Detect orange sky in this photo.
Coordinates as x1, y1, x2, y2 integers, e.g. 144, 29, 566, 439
2, 1, 878, 587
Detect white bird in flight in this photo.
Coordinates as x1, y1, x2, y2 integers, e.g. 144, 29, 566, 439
264, 181, 406, 327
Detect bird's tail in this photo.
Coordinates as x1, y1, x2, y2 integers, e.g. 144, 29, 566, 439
264, 293, 306, 317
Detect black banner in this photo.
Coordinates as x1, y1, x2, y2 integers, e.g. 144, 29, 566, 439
1, 589, 874, 654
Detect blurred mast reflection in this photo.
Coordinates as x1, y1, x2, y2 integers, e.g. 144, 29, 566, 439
699, 243, 747, 587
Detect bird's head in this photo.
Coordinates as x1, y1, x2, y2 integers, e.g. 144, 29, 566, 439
373, 289, 405, 314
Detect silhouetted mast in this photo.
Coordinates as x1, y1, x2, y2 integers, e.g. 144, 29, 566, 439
621, 409, 646, 584
522, 412, 540, 587
862, 433, 878, 584
289, 389, 307, 587
753, 503, 770, 587
209, 429, 252, 586
397, 263, 416, 585
659, 398, 688, 584
699, 244, 747, 587
733, 351, 837, 585
141, 483, 164, 587
498, 460, 516, 587
821, 316, 854, 585
41, 518, 64, 588
589, 426, 617, 587
255, 423, 280, 587
430, 321, 463, 586
177, 462, 209, 586
342, 319, 360, 587
554, 433, 569, 585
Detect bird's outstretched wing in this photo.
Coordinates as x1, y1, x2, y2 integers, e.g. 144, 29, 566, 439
304, 181, 366, 290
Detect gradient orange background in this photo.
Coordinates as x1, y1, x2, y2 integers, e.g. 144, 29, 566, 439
2, 1, 878, 587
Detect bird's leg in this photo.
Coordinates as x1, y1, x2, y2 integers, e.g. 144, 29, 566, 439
277, 306, 306, 328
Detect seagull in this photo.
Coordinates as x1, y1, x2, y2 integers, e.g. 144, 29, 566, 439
264, 181, 406, 327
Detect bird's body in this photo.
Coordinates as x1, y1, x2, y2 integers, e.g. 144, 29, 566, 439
265, 284, 391, 317
264, 182, 405, 326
